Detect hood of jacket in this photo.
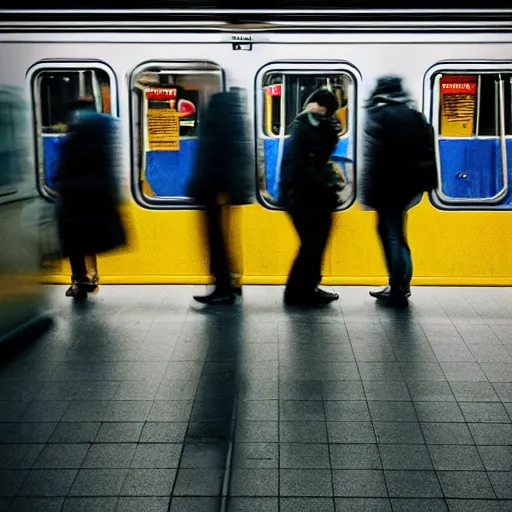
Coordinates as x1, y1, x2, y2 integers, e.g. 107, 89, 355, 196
366, 92, 414, 112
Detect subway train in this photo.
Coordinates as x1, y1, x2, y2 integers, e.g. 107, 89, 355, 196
0, 85, 48, 345
0, 6, 511, 288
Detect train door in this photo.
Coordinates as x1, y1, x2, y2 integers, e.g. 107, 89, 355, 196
125, 61, 228, 283
241, 61, 357, 284
28, 61, 118, 280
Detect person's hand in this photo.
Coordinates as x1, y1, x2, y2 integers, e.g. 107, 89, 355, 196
305, 102, 327, 115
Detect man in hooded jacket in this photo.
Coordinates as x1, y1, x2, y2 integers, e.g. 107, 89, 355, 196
361, 76, 437, 306
279, 88, 344, 307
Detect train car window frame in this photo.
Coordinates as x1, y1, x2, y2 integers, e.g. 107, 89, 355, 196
130, 60, 225, 210
27, 60, 118, 201
424, 61, 512, 210
255, 61, 359, 211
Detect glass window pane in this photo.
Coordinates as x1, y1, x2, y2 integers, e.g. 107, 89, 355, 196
35, 67, 113, 194
260, 70, 354, 207
132, 65, 222, 201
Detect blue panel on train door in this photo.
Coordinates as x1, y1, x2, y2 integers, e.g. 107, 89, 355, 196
263, 137, 351, 201
439, 138, 503, 199
263, 137, 291, 200
145, 139, 198, 197
42, 135, 65, 190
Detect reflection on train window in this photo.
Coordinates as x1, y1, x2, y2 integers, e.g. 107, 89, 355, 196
131, 63, 223, 202
0, 102, 17, 196
33, 66, 114, 196
259, 70, 354, 207
434, 72, 512, 206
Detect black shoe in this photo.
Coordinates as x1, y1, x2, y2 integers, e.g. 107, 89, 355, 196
65, 283, 88, 299
315, 288, 339, 304
370, 286, 409, 308
233, 286, 242, 296
193, 289, 236, 305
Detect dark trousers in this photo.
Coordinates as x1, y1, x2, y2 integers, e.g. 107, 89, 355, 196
206, 203, 232, 293
69, 252, 88, 282
286, 211, 332, 297
377, 208, 413, 291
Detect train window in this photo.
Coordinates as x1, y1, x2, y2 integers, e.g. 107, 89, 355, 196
257, 64, 355, 208
431, 69, 512, 207
30, 63, 117, 198
130, 62, 223, 205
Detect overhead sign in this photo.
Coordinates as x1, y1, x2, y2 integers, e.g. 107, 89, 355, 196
145, 88, 178, 101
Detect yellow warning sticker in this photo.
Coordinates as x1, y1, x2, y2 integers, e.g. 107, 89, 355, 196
147, 108, 180, 151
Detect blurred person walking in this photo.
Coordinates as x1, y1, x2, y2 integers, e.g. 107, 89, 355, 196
187, 87, 253, 305
54, 99, 126, 298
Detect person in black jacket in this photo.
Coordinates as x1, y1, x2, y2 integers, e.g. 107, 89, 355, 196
187, 87, 253, 305
279, 88, 343, 307
54, 99, 126, 298
361, 76, 437, 306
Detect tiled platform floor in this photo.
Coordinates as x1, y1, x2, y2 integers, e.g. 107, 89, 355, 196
1, 285, 512, 512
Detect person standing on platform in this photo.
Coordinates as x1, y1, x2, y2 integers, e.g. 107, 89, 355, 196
361, 76, 438, 307
279, 88, 344, 307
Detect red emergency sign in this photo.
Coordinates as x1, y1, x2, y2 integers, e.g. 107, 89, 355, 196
267, 84, 282, 97
440, 76, 477, 95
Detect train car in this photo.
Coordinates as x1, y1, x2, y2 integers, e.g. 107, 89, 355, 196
1, 5, 511, 287
0, 85, 48, 347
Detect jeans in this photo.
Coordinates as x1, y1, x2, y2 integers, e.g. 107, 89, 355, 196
286, 211, 332, 297
376, 208, 412, 292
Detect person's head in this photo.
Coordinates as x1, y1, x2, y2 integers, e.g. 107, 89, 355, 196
303, 88, 339, 117
370, 75, 405, 98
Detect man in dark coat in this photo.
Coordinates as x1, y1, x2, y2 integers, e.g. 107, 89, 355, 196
54, 99, 126, 298
279, 88, 343, 307
187, 87, 253, 305
361, 76, 437, 306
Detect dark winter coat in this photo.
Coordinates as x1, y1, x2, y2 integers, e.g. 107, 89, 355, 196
360, 94, 438, 210
279, 112, 343, 214
54, 111, 126, 257
187, 89, 254, 206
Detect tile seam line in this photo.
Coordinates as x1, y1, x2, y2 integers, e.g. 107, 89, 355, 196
219, 377, 240, 512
